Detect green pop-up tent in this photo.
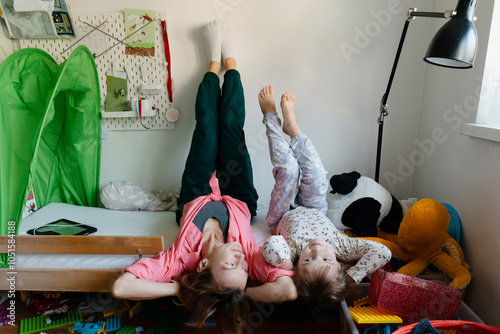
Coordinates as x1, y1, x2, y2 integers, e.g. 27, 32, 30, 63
0, 46, 101, 268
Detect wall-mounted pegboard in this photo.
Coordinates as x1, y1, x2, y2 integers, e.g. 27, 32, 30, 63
19, 10, 176, 131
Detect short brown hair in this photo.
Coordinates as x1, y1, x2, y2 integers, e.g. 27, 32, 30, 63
291, 246, 349, 314
176, 269, 250, 333
294, 266, 348, 314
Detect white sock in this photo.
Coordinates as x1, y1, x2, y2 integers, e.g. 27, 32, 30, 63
219, 20, 235, 61
203, 20, 221, 63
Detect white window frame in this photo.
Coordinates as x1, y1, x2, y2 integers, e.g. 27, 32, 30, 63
461, 0, 500, 142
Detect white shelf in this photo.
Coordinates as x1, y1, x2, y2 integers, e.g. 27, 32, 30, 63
101, 110, 136, 118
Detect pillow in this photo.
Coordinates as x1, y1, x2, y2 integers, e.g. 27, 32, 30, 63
100, 181, 174, 211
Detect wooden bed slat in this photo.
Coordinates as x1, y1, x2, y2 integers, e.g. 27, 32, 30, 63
0, 235, 164, 255
0, 268, 121, 292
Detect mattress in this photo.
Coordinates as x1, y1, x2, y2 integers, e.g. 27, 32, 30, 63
16, 202, 272, 270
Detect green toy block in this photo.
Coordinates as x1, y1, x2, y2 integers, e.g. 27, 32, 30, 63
116, 325, 136, 334
20, 309, 83, 334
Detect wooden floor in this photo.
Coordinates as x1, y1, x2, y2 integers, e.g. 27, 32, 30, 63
2, 294, 342, 334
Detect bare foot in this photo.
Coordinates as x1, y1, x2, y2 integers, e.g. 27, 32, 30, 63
281, 92, 302, 138
258, 85, 277, 115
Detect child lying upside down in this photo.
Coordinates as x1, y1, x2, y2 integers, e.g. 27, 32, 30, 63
258, 85, 392, 314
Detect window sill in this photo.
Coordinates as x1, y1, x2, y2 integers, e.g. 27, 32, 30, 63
461, 123, 500, 143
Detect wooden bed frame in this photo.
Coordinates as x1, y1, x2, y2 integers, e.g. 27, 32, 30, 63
0, 235, 164, 292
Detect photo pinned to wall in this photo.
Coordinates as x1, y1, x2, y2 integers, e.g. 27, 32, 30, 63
105, 70, 128, 112
0, 0, 75, 38
124, 8, 156, 57
52, 11, 73, 35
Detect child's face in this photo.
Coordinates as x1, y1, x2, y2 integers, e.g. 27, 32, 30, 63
297, 238, 340, 279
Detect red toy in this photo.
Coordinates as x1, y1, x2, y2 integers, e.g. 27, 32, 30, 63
369, 269, 464, 323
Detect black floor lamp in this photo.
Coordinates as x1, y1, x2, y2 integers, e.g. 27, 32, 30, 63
374, 0, 479, 182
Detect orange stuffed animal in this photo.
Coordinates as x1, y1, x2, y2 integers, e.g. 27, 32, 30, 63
368, 198, 471, 289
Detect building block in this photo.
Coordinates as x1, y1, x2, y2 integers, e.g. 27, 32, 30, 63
116, 325, 136, 334
19, 291, 31, 302
117, 300, 131, 313
363, 323, 398, 334
349, 305, 403, 324
71, 321, 106, 334
128, 302, 142, 319
105, 317, 122, 332
102, 310, 115, 318
20, 309, 83, 334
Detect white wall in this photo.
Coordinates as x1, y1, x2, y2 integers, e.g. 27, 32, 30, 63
66, 0, 430, 207
411, 0, 500, 327
0, 18, 14, 62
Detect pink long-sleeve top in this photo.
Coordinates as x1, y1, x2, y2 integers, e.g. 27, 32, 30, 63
124, 172, 294, 283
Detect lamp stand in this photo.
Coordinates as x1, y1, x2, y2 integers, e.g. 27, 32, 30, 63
374, 8, 457, 183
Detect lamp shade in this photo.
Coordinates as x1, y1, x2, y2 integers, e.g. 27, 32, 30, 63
424, 0, 478, 68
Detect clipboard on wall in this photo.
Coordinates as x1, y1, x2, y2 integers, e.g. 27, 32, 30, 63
0, 0, 76, 39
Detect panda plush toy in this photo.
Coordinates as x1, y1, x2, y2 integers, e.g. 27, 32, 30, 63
326, 171, 404, 237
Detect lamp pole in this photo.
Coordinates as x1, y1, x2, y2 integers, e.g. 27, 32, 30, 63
374, 3, 477, 183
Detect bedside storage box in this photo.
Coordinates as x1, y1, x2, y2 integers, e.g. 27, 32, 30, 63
340, 283, 484, 334
369, 270, 463, 323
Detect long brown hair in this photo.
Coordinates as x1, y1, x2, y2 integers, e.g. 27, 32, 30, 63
176, 269, 250, 333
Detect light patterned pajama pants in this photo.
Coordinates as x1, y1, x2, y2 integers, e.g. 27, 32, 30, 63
263, 112, 329, 230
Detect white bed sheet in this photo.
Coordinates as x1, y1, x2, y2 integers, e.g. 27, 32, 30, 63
16, 203, 272, 270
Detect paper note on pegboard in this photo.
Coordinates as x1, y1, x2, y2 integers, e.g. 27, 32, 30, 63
123, 8, 156, 57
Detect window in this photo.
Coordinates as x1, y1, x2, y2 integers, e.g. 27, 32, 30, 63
461, 0, 500, 142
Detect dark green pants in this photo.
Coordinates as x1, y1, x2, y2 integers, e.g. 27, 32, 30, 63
176, 70, 258, 223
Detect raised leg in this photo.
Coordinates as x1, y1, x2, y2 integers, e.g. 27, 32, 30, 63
259, 86, 300, 230
217, 70, 258, 217
216, 22, 258, 217
177, 21, 224, 222
280, 93, 328, 214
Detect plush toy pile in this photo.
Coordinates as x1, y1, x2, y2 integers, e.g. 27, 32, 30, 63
327, 171, 471, 289
370, 198, 471, 289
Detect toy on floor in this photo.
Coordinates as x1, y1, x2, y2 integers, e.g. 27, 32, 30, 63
128, 301, 142, 319
392, 319, 500, 334
327, 171, 405, 237
28, 292, 87, 316
105, 317, 122, 332
368, 198, 471, 289
0, 304, 13, 326
363, 324, 398, 334
19, 309, 83, 334
70, 321, 106, 334
349, 296, 402, 324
